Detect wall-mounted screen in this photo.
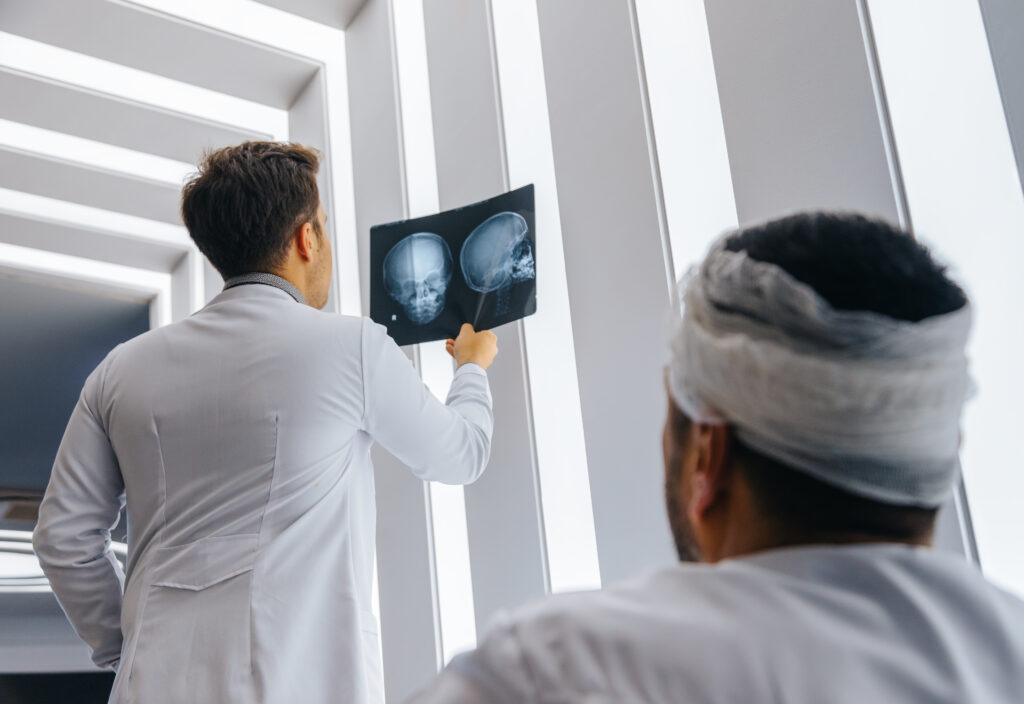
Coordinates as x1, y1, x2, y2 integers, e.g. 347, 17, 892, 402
370, 184, 536, 345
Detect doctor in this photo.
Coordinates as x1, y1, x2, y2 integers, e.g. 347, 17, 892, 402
410, 213, 1024, 703
33, 141, 498, 703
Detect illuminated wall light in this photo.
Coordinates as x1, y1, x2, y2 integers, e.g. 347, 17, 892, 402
0, 187, 191, 248
0, 242, 172, 327
866, 0, 1024, 597
392, 0, 478, 664
0, 118, 193, 187
633, 0, 738, 275
0, 31, 287, 139
489, 0, 601, 593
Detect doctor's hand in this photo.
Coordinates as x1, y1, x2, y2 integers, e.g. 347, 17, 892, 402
447, 324, 498, 370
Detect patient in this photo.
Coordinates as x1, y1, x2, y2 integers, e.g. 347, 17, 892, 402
409, 212, 1024, 703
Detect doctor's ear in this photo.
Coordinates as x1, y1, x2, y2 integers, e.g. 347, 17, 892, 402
294, 222, 318, 262
688, 423, 733, 519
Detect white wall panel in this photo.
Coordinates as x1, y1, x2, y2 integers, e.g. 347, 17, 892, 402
978, 0, 1024, 192
868, 0, 1024, 594
422, 0, 549, 637
346, 1, 441, 699
490, 0, 600, 594
704, 0, 899, 226
535, 0, 677, 586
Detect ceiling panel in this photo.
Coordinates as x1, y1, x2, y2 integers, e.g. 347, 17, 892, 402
0, 212, 188, 272
0, 149, 182, 225
252, 0, 369, 29
0, 70, 266, 164
0, 0, 320, 108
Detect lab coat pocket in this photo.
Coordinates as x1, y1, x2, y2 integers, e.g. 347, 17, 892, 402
127, 535, 259, 702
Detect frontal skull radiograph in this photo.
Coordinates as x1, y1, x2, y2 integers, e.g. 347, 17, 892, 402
460, 212, 535, 314
383, 232, 453, 325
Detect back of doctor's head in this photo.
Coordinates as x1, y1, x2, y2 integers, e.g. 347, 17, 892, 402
669, 212, 968, 544
181, 141, 321, 279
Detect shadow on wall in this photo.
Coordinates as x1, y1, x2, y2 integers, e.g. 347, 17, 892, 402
0, 673, 114, 702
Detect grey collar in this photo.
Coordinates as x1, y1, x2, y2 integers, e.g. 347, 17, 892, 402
222, 272, 306, 305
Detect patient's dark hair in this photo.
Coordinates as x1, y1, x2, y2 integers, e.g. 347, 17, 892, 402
701, 212, 966, 541
181, 141, 321, 279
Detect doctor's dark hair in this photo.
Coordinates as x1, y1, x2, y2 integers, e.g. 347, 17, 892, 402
685, 212, 967, 542
181, 141, 322, 279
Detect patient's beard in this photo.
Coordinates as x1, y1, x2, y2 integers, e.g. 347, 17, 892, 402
665, 464, 702, 563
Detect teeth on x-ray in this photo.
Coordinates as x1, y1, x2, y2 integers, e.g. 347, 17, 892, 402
383, 232, 453, 325
460, 212, 535, 314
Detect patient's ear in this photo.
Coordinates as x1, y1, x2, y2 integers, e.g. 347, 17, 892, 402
688, 423, 733, 520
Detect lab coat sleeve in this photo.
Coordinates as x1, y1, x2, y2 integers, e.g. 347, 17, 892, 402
33, 352, 127, 670
406, 616, 538, 704
361, 318, 494, 484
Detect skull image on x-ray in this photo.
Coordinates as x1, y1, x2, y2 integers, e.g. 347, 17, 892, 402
460, 211, 535, 315
383, 232, 453, 325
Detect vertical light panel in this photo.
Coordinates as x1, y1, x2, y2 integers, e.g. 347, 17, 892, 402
419, 346, 477, 662
393, 0, 478, 662
867, 0, 1024, 596
289, 68, 340, 313
489, 0, 600, 593
535, 0, 678, 586
634, 0, 738, 275
421, 0, 549, 639
345, 0, 441, 699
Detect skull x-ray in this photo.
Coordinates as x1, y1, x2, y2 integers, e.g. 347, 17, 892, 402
461, 212, 535, 316
382, 233, 453, 325
370, 185, 536, 346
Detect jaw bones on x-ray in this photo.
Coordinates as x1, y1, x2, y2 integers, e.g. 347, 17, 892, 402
383, 232, 453, 325
370, 184, 536, 346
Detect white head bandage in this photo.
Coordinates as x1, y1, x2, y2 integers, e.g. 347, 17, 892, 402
668, 237, 973, 506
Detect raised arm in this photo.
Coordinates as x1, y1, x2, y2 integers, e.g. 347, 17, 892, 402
33, 353, 127, 670
362, 320, 497, 484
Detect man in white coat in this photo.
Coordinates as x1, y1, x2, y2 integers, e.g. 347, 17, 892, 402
33, 141, 499, 703
410, 213, 1024, 703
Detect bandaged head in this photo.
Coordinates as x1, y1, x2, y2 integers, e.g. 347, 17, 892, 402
668, 226, 973, 507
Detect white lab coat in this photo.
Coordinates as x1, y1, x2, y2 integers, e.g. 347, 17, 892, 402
411, 544, 1024, 703
33, 282, 493, 704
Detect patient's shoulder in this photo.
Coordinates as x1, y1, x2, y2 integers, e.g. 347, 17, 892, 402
477, 566, 739, 698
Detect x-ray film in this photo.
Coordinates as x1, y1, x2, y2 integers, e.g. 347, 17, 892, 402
370, 185, 536, 346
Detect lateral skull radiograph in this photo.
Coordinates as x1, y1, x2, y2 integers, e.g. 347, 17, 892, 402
370, 185, 536, 346
460, 212, 535, 315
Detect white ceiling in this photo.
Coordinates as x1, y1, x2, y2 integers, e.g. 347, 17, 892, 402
251, 0, 370, 29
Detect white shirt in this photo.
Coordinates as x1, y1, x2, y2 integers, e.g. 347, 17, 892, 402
411, 544, 1024, 703
33, 282, 494, 704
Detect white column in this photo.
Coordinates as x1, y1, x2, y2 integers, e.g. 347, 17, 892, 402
421, 0, 549, 634
868, 0, 1024, 592
345, 0, 441, 699
534, 0, 677, 585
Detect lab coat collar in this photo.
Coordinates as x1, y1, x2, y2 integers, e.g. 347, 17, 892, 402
223, 272, 306, 305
